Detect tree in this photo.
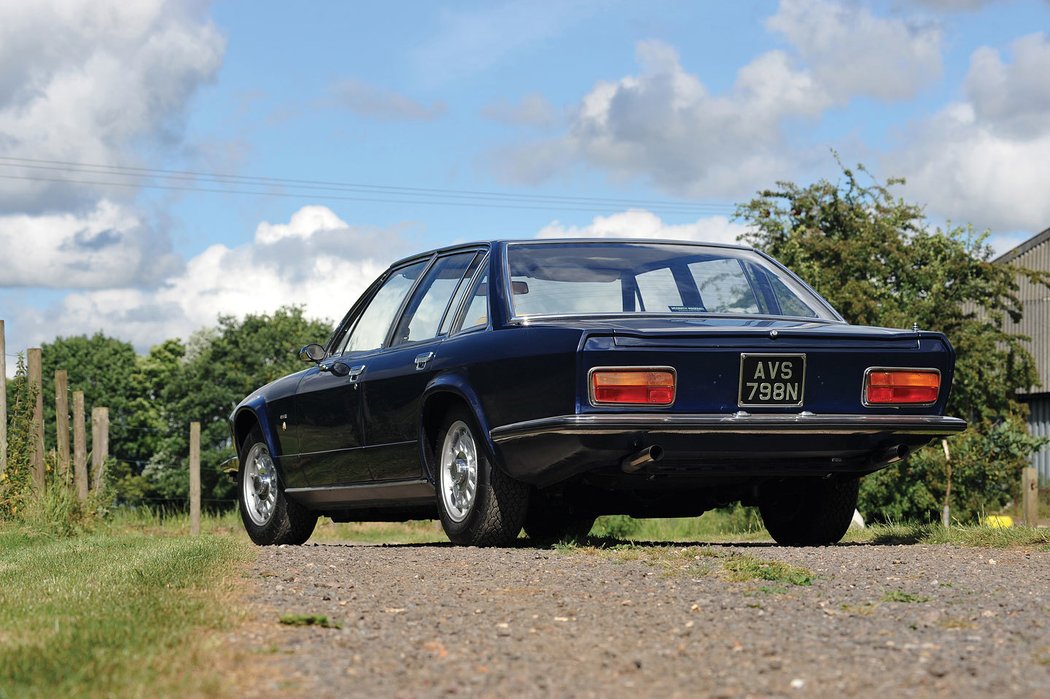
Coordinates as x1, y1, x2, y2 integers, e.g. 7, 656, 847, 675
144, 306, 334, 505
736, 162, 1047, 522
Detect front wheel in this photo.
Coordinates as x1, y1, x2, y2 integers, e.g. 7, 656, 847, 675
435, 408, 529, 547
238, 427, 317, 545
758, 476, 859, 546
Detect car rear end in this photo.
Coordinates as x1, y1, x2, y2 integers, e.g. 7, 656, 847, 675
488, 240, 966, 501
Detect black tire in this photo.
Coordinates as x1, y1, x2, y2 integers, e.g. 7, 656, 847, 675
238, 427, 317, 546
435, 408, 529, 547
758, 476, 859, 546
524, 491, 596, 543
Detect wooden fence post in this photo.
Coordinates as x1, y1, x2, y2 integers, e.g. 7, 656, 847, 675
0, 319, 7, 476
190, 422, 201, 536
27, 348, 45, 490
55, 369, 70, 484
91, 407, 109, 491
73, 392, 88, 501
1022, 467, 1039, 527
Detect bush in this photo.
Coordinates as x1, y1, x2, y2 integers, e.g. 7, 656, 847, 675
859, 415, 1044, 523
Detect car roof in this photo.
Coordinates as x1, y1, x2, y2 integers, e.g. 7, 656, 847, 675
385, 237, 757, 270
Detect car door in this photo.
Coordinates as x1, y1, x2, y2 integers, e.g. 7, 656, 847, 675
357, 251, 483, 481
294, 258, 430, 487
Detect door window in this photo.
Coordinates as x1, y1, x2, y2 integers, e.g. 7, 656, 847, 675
340, 260, 428, 353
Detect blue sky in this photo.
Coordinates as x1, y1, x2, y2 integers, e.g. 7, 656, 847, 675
2, 0, 1050, 362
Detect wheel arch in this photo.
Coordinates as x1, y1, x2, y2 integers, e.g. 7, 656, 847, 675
232, 401, 279, 461
419, 374, 498, 483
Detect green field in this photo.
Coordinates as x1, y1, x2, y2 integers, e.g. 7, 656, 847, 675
0, 519, 252, 699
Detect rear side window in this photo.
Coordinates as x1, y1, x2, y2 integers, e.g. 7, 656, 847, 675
392, 252, 478, 345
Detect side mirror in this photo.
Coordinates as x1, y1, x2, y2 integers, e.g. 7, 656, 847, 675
329, 362, 351, 378
298, 343, 326, 363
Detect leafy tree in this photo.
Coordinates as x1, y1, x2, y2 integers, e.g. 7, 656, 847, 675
144, 306, 333, 505
736, 162, 1047, 522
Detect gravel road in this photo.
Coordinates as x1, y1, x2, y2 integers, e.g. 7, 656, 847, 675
231, 541, 1050, 698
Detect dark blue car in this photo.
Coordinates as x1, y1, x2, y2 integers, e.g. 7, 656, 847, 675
230, 239, 966, 547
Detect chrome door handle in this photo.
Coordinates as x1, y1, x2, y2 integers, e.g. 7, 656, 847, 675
414, 352, 435, 370
348, 364, 366, 381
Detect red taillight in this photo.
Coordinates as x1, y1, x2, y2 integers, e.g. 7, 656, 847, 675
591, 369, 675, 406
864, 369, 940, 405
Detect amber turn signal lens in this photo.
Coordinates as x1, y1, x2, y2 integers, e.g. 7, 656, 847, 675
591, 369, 675, 405
865, 369, 940, 405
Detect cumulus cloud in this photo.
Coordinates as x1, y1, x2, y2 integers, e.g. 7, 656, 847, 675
4, 206, 412, 352
0, 200, 180, 288
328, 79, 445, 121
891, 32, 1050, 232
493, 0, 944, 199
494, 39, 824, 197
767, 0, 942, 102
0, 0, 225, 212
537, 209, 748, 246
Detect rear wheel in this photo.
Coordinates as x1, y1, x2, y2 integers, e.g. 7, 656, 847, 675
758, 476, 859, 546
238, 427, 317, 545
435, 408, 529, 546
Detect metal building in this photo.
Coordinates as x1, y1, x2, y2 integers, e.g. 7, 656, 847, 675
996, 226, 1050, 483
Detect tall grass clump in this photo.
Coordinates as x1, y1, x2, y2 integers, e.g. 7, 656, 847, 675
2, 355, 110, 536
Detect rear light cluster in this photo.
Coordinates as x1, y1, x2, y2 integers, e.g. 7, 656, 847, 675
864, 368, 940, 405
591, 369, 675, 406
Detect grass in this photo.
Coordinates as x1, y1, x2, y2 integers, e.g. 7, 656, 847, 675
722, 554, 814, 586
310, 518, 447, 544
278, 613, 340, 629
881, 590, 931, 604
852, 522, 1050, 548
0, 517, 253, 699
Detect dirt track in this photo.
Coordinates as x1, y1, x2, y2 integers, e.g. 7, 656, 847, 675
231, 541, 1050, 698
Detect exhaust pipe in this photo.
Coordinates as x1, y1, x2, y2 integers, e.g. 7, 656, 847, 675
621, 445, 664, 473
867, 444, 909, 468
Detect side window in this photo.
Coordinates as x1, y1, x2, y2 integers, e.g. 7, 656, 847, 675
635, 266, 683, 311
458, 268, 490, 331
341, 260, 428, 353
687, 259, 759, 313
391, 252, 478, 345
440, 254, 486, 336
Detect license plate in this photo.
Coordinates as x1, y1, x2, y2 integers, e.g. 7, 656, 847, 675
738, 353, 806, 407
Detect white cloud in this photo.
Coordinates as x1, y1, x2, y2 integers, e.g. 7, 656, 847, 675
891, 32, 1050, 232
328, 79, 445, 121
537, 209, 748, 246
495, 39, 824, 197
965, 33, 1050, 139
493, 1, 945, 200
0, 0, 225, 212
0, 200, 180, 288
767, 0, 942, 102
4, 206, 411, 352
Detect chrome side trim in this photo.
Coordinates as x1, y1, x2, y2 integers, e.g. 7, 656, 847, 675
286, 479, 434, 507
490, 413, 968, 443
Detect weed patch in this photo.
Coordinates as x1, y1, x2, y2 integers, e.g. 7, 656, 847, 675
881, 590, 930, 603
722, 555, 814, 586
279, 614, 340, 629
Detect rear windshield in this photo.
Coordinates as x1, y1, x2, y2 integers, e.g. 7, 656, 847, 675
506, 242, 835, 320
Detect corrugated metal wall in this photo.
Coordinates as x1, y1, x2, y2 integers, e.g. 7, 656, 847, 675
1005, 234, 1050, 394
1004, 230, 1050, 484
1028, 397, 1050, 483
